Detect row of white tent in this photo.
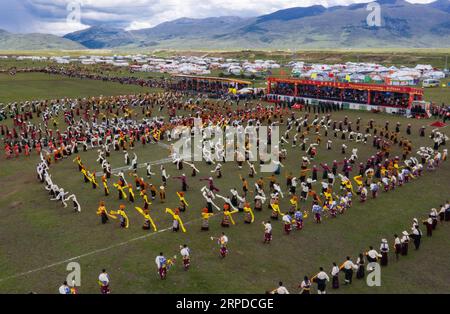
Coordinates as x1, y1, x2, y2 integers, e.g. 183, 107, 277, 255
289, 61, 446, 85
130, 57, 282, 76
0, 54, 282, 76
1, 55, 445, 84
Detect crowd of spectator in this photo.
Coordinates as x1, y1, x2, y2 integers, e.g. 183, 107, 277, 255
271, 83, 412, 108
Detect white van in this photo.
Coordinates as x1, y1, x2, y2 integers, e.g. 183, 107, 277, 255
422, 79, 440, 88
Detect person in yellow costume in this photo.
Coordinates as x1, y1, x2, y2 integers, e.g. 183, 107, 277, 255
102, 175, 109, 196
201, 208, 214, 231
73, 156, 83, 172
166, 208, 186, 232
271, 202, 282, 220
380, 166, 388, 178
243, 202, 255, 224
177, 192, 189, 212
289, 195, 298, 214
353, 175, 364, 197
89, 171, 98, 189
135, 207, 157, 231
323, 191, 333, 204
353, 175, 363, 187
110, 205, 129, 229
113, 182, 127, 200
97, 201, 115, 224
127, 184, 135, 203
124, 108, 134, 119
153, 128, 161, 142
140, 189, 151, 210
221, 204, 239, 227
52, 118, 58, 128
81, 167, 90, 183
340, 176, 354, 192
393, 160, 400, 175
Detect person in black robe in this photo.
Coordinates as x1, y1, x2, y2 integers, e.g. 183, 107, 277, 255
394, 234, 402, 261
380, 239, 389, 266
299, 276, 312, 294
420, 126, 425, 137
356, 253, 365, 279
401, 232, 409, 256
341, 257, 357, 285
331, 263, 339, 289
410, 225, 422, 250
423, 217, 433, 237
439, 205, 445, 222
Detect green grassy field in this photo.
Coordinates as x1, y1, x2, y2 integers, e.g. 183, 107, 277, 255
424, 79, 450, 105
0, 73, 154, 103
0, 70, 449, 294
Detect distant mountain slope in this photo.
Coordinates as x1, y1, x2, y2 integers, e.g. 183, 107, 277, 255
63, 25, 136, 49
0, 29, 86, 50
255, 5, 327, 23
64, 0, 450, 49
430, 0, 450, 13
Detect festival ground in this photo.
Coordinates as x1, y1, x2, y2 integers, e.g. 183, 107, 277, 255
0, 72, 154, 103
0, 72, 449, 294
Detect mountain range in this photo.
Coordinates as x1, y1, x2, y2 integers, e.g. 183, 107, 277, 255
1, 0, 449, 50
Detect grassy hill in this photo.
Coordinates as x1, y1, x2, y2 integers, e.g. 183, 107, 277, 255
0, 30, 85, 51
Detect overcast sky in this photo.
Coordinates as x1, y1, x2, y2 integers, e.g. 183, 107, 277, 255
0, 0, 438, 36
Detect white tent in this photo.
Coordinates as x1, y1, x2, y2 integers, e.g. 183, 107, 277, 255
349, 73, 366, 82
424, 71, 445, 79
112, 62, 129, 67
388, 76, 415, 86
415, 64, 433, 71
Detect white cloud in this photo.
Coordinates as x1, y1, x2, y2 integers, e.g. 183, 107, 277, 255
33, 21, 90, 36
0, 0, 441, 35
123, 0, 439, 30
125, 21, 154, 31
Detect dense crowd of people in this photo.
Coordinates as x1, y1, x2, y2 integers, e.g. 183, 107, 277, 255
169, 78, 244, 96
270, 83, 413, 108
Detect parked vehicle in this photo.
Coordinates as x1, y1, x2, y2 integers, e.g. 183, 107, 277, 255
422, 79, 440, 88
